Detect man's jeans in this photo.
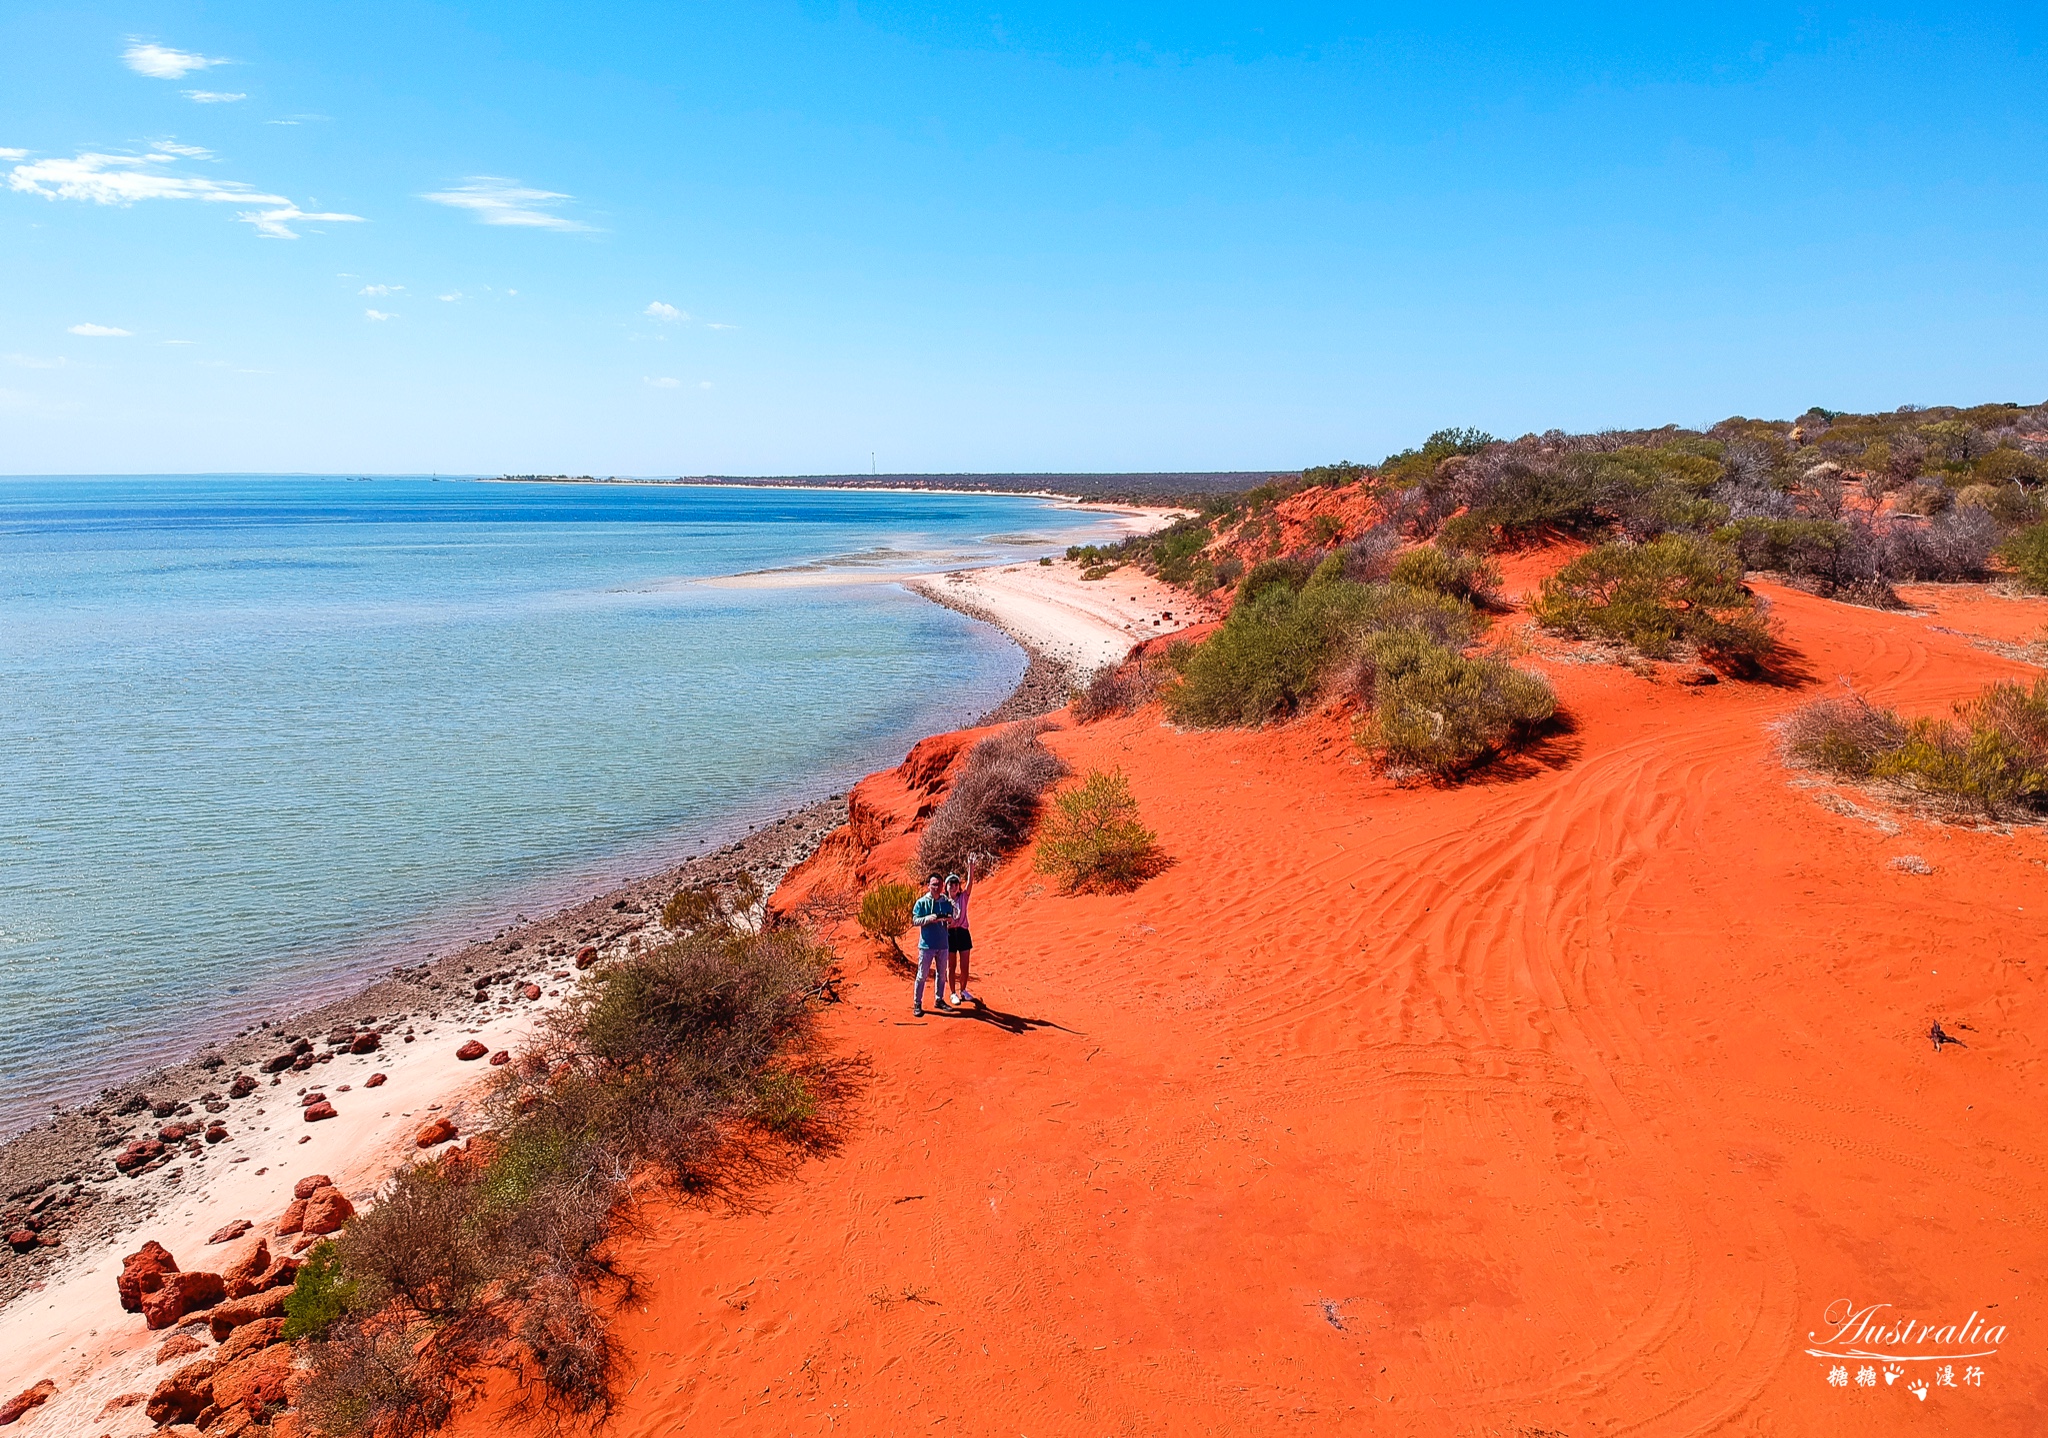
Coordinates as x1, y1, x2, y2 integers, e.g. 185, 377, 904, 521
917, 945, 947, 1006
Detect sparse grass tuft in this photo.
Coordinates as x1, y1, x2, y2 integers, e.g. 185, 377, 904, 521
1072, 655, 1167, 722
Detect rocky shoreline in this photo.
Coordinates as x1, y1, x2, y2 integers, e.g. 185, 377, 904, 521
0, 606, 1075, 1315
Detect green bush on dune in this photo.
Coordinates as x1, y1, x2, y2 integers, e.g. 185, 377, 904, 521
1780, 677, 2048, 821
1355, 629, 1556, 777
1533, 535, 1774, 668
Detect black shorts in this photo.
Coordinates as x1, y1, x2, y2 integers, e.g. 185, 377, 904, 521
947, 927, 973, 952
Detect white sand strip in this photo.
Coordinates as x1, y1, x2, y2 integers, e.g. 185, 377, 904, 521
908, 557, 1217, 675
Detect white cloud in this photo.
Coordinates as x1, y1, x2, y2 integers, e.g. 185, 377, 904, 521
237, 204, 363, 239
6, 150, 367, 238
364, 309, 395, 321
644, 376, 681, 389
421, 177, 591, 231
359, 284, 403, 296
644, 301, 684, 322
5, 353, 67, 368
152, 140, 212, 158
265, 119, 300, 127
705, 322, 738, 330
0, 148, 27, 161
438, 292, 462, 302
123, 42, 229, 80
10, 149, 276, 206
68, 323, 132, 336
183, 91, 245, 104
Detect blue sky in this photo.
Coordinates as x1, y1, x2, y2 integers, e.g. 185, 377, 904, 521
1, 4, 2043, 475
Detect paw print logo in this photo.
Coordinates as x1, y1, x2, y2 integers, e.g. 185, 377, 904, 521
1908, 1378, 1929, 1401
1883, 1363, 1903, 1386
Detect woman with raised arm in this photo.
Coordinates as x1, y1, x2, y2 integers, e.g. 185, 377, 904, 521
945, 856, 979, 1007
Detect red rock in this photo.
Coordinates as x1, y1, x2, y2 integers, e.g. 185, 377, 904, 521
214, 1317, 285, 1368
220, 1236, 271, 1298
292, 1174, 332, 1200
275, 1197, 307, 1235
204, 1124, 229, 1143
302, 1101, 337, 1122
521, 983, 541, 1000
98, 1392, 144, 1416
207, 1286, 291, 1341
144, 1357, 215, 1425
228, 1073, 257, 1099
207, 1219, 252, 1245
118, 1239, 180, 1311
350, 1032, 380, 1053
211, 1342, 295, 1417
364, 1072, 387, 1088
456, 1040, 488, 1061
414, 1116, 458, 1148
114, 1137, 167, 1173
298, 1091, 326, 1107
143, 1270, 225, 1329
301, 1186, 353, 1234
488, 1049, 511, 1066
250, 1255, 302, 1292
155, 1332, 208, 1364
4, 1230, 34, 1254
0, 1379, 56, 1426
575, 944, 598, 968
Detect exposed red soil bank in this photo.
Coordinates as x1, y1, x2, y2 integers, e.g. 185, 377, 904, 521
453, 582, 2048, 1436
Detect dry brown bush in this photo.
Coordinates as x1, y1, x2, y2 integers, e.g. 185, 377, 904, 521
916, 722, 1066, 877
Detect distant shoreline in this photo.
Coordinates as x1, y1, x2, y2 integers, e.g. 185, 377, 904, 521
482, 471, 1274, 503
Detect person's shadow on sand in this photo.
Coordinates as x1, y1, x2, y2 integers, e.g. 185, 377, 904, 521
939, 1003, 1077, 1037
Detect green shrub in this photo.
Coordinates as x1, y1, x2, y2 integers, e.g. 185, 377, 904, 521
1309, 513, 1346, 546
1355, 630, 1555, 776
1389, 543, 1501, 605
282, 1240, 355, 1340
1302, 460, 1370, 488
856, 882, 915, 946
2001, 521, 2048, 592
1072, 656, 1166, 722
1779, 691, 1908, 777
1237, 555, 1317, 602
1033, 769, 1163, 893
1713, 518, 1849, 583
1533, 535, 1774, 667
1781, 677, 2048, 820
1162, 563, 1373, 726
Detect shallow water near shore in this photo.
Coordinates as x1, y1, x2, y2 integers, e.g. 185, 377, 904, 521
0, 476, 1121, 1135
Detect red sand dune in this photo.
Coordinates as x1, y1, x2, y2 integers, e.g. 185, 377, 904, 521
454, 580, 2048, 1436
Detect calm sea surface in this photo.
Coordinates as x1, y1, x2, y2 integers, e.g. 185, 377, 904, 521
0, 477, 1122, 1134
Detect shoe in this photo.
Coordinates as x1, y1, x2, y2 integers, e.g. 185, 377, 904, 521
959, 989, 978, 1004
913, 1003, 924, 1017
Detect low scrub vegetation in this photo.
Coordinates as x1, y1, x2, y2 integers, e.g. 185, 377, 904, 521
1354, 629, 1556, 777
1388, 542, 1501, 606
856, 881, 916, 950
1533, 536, 1775, 668
1033, 768, 1164, 892
1072, 653, 1168, 722
1781, 678, 2048, 821
294, 901, 840, 1435
916, 722, 1066, 878
1156, 554, 1553, 777
2003, 521, 2048, 592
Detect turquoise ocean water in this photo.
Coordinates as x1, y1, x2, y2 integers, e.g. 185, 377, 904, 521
0, 477, 1123, 1134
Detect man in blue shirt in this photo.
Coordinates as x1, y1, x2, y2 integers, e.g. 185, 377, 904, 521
910, 873, 956, 1018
